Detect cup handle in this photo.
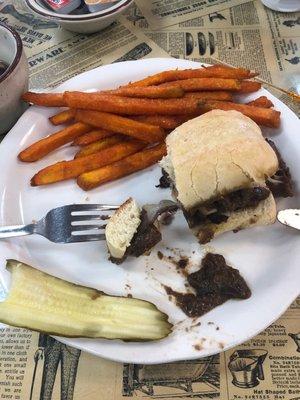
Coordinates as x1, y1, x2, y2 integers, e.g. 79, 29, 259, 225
257, 364, 264, 380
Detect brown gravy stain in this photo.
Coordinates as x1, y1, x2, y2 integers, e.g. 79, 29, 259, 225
194, 344, 202, 351
90, 291, 102, 300
157, 251, 163, 260
165, 286, 227, 318
125, 283, 132, 298
156, 250, 191, 277
193, 338, 207, 351
177, 257, 189, 269
165, 253, 251, 318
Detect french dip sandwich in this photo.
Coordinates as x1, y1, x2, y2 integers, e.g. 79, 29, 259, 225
106, 197, 162, 264
105, 198, 177, 263
160, 110, 279, 243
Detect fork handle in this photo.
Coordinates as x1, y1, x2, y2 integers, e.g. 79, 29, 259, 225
0, 224, 35, 239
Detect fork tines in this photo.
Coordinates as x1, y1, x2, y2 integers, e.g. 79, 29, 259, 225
68, 204, 118, 243
69, 204, 119, 213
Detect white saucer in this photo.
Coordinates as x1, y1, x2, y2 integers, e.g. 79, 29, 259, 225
260, 0, 300, 12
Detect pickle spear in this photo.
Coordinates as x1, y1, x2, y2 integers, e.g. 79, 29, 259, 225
0, 260, 172, 341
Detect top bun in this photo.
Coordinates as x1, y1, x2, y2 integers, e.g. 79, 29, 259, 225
161, 110, 279, 210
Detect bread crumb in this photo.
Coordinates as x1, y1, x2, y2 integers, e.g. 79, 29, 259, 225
194, 344, 202, 351
193, 338, 206, 351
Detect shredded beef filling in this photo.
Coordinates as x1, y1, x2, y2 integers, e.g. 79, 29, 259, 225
109, 216, 161, 264
187, 253, 251, 299
165, 253, 251, 318
184, 186, 270, 228
128, 210, 162, 257
110, 201, 177, 263
156, 169, 172, 188
265, 139, 293, 198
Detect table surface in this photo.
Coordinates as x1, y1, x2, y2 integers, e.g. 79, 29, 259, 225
0, 1, 299, 399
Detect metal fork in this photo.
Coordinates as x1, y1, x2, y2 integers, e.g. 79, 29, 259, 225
0, 204, 119, 243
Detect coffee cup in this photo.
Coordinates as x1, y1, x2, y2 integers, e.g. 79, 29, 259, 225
0, 23, 29, 136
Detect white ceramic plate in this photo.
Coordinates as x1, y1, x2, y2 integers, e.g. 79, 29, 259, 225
0, 58, 299, 364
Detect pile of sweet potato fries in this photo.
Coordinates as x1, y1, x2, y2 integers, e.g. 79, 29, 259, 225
19, 65, 280, 191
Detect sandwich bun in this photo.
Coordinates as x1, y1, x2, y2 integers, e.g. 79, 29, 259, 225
161, 110, 279, 210
105, 198, 141, 259
196, 192, 276, 244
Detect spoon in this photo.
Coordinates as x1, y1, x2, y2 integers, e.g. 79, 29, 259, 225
277, 209, 300, 230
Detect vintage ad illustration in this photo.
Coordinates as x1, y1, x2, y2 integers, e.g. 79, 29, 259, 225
133, 0, 250, 29
31, 335, 81, 400
227, 349, 268, 388
122, 356, 219, 397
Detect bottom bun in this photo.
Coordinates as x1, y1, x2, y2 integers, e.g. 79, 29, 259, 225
196, 194, 276, 244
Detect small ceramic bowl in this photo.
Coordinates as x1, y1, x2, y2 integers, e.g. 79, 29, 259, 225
260, 0, 300, 11
0, 23, 29, 136
25, 0, 134, 34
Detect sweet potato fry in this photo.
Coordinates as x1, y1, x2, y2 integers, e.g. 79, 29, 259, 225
22, 92, 66, 107
65, 92, 205, 115
161, 78, 241, 92
49, 109, 76, 125
199, 100, 280, 128
72, 129, 115, 146
31, 141, 145, 186
236, 81, 262, 93
102, 85, 184, 98
74, 135, 124, 158
127, 66, 257, 87
75, 110, 165, 143
183, 91, 233, 101
247, 96, 274, 108
18, 122, 91, 162
132, 115, 190, 130
77, 143, 166, 191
